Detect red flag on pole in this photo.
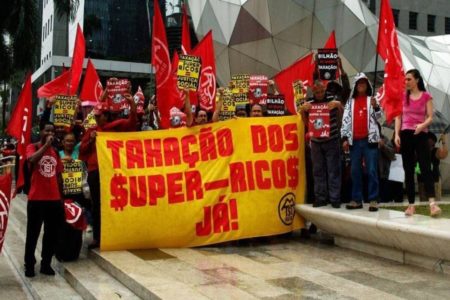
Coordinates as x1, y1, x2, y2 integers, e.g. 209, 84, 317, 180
377, 0, 404, 123
273, 53, 315, 114
69, 24, 86, 95
152, 0, 173, 128
37, 69, 72, 98
0, 172, 12, 252
323, 31, 336, 49
191, 31, 216, 112
80, 59, 103, 106
6, 74, 32, 190
181, 4, 191, 55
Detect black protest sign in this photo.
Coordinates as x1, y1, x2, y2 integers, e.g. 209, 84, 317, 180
317, 48, 338, 80
266, 94, 285, 116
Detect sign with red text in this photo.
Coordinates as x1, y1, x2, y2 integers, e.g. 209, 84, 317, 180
54, 95, 78, 127
249, 75, 268, 105
96, 116, 306, 250
266, 94, 285, 116
308, 103, 330, 138
106, 78, 131, 112
317, 48, 338, 80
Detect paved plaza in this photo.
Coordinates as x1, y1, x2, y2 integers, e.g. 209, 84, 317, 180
2, 195, 450, 299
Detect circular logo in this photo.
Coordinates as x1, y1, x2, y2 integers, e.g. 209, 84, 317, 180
198, 66, 216, 111
324, 72, 331, 80
153, 38, 171, 88
313, 118, 324, 130
278, 193, 296, 226
39, 155, 57, 178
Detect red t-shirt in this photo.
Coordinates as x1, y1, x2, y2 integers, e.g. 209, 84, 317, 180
26, 143, 63, 201
353, 96, 368, 140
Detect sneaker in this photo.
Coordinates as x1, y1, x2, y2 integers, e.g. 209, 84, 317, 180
368, 201, 378, 212
345, 201, 363, 209
404, 205, 415, 216
24, 265, 35, 278
430, 202, 441, 217
40, 264, 55, 276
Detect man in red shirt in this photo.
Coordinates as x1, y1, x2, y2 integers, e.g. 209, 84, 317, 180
24, 122, 63, 277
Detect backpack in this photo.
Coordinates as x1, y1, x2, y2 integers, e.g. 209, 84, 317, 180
20, 143, 37, 195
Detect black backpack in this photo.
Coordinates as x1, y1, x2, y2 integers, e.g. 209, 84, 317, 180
20, 143, 37, 195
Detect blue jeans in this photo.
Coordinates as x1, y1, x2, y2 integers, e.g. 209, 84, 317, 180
350, 139, 379, 203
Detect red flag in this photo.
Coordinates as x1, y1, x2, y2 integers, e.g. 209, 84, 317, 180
69, 24, 86, 95
191, 31, 216, 112
0, 172, 12, 252
377, 0, 404, 123
80, 59, 103, 106
181, 4, 191, 55
37, 69, 72, 98
324, 31, 336, 49
274, 53, 315, 114
152, 0, 172, 128
6, 75, 32, 190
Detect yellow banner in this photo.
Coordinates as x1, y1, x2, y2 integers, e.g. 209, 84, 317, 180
97, 115, 305, 250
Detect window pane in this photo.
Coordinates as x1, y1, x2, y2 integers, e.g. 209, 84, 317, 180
409, 12, 418, 30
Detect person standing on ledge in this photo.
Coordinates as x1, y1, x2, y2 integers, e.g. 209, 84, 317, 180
394, 69, 441, 217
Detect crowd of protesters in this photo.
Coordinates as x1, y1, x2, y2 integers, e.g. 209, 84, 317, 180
2, 65, 449, 278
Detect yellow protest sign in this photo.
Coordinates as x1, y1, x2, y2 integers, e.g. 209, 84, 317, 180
177, 55, 202, 91
83, 111, 97, 129
218, 89, 235, 121
231, 74, 250, 107
293, 80, 306, 108
54, 95, 78, 127
97, 115, 305, 250
62, 160, 84, 195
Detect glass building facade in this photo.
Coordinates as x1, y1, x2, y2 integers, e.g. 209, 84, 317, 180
84, 0, 165, 63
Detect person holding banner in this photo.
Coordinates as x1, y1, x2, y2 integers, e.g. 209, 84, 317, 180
24, 122, 64, 277
79, 94, 137, 249
299, 80, 343, 208
341, 73, 382, 211
394, 69, 441, 217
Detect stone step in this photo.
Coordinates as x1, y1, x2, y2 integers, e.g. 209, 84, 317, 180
5, 213, 82, 299
0, 246, 31, 300
7, 195, 140, 300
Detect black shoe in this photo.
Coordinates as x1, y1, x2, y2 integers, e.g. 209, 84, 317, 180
40, 264, 55, 276
299, 228, 310, 239
308, 224, 318, 234
331, 202, 341, 208
24, 265, 35, 278
345, 201, 363, 209
313, 201, 327, 208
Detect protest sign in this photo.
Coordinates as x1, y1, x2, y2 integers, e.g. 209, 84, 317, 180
231, 74, 250, 107
106, 78, 130, 112
293, 80, 307, 109
308, 103, 330, 138
218, 89, 235, 121
249, 75, 268, 105
54, 95, 78, 127
177, 55, 202, 91
62, 160, 84, 195
317, 48, 338, 80
266, 94, 286, 116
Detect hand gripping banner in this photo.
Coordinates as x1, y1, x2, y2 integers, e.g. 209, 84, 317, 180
96, 115, 305, 250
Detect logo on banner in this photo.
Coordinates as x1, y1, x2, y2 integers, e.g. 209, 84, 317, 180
0, 190, 10, 245
154, 38, 171, 88
95, 81, 103, 101
278, 192, 296, 225
199, 66, 216, 110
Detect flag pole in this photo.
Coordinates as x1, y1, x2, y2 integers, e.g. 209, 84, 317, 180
373, 1, 382, 96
